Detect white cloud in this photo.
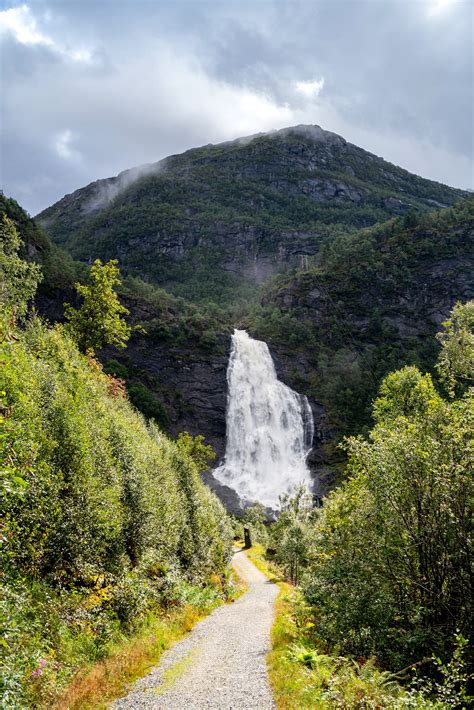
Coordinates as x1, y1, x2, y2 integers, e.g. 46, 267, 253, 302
54, 129, 82, 162
154, 51, 294, 137
0, 4, 53, 46
0, 3, 93, 63
294, 78, 325, 99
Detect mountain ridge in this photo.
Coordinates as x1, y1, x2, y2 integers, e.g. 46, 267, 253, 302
36, 124, 468, 303
36, 123, 466, 217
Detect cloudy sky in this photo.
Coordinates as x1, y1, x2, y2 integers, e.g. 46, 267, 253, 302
0, 0, 472, 215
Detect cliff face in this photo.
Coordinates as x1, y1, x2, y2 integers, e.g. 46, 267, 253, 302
36, 125, 467, 302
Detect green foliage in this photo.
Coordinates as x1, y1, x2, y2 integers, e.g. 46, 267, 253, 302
0, 215, 42, 318
121, 275, 232, 353
270, 487, 314, 584
127, 382, 169, 428
436, 300, 474, 397
250, 550, 435, 709
0, 193, 81, 291
0, 311, 232, 707
373, 365, 439, 422
176, 432, 216, 473
259, 303, 473, 707
301, 308, 472, 676
252, 196, 474, 436
65, 259, 131, 353
104, 358, 169, 429
37, 131, 466, 305
241, 503, 270, 547
412, 634, 473, 707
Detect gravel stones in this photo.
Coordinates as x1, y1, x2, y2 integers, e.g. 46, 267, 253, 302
113, 551, 278, 709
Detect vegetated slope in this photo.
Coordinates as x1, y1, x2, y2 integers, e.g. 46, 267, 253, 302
36, 125, 467, 303
0, 192, 84, 294
4, 193, 474, 506
0, 194, 234, 460
249, 197, 474, 487
1, 223, 233, 707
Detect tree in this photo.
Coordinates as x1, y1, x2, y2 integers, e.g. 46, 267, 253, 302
64, 259, 131, 353
303, 303, 473, 669
176, 432, 216, 473
436, 300, 474, 397
272, 487, 313, 584
0, 215, 41, 319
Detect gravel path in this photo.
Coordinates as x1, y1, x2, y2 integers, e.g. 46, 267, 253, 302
113, 550, 278, 709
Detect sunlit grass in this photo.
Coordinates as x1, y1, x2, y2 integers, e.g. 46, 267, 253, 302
51, 605, 210, 710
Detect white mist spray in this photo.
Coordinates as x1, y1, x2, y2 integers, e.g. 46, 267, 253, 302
214, 329, 314, 509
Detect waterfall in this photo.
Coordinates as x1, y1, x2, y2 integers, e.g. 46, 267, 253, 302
214, 329, 314, 509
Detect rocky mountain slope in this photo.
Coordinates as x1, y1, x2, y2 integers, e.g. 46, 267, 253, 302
91, 198, 473, 503
36, 125, 467, 303
249, 198, 474, 490
3, 122, 473, 509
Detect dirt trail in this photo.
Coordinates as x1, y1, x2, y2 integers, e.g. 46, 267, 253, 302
113, 550, 278, 709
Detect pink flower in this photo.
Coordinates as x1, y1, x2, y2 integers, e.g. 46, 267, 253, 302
30, 658, 47, 678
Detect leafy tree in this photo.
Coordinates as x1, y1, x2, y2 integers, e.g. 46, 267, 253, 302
302, 303, 473, 671
0, 215, 41, 319
436, 300, 474, 397
176, 432, 216, 473
243, 503, 267, 527
127, 382, 168, 428
64, 259, 131, 353
271, 487, 313, 584
241, 503, 269, 547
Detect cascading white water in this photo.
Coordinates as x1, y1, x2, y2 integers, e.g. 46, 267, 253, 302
214, 329, 314, 509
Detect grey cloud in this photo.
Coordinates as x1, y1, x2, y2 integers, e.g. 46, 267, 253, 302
1, 0, 472, 215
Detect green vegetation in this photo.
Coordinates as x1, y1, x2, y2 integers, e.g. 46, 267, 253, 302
0, 214, 42, 319
2, 137, 472, 707
250, 196, 474, 437
247, 547, 439, 709
65, 258, 131, 353
251, 304, 473, 707
308, 361, 472, 669
119, 275, 233, 353
0, 231, 233, 707
436, 299, 474, 397
36, 129, 466, 304
0, 193, 83, 292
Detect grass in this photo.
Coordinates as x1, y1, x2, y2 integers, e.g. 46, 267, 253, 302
153, 643, 202, 696
50, 563, 247, 709
244, 546, 434, 709
50, 605, 208, 710
244, 543, 282, 583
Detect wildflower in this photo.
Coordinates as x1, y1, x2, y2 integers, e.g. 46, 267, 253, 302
30, 658, 47, 678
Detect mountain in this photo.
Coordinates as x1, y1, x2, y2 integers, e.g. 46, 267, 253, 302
36, 125, 467, 303
5, 124, 473, 509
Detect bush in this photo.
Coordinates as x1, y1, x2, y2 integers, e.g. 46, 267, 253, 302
0, 311, 232, 707
302, 312, 473, 671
